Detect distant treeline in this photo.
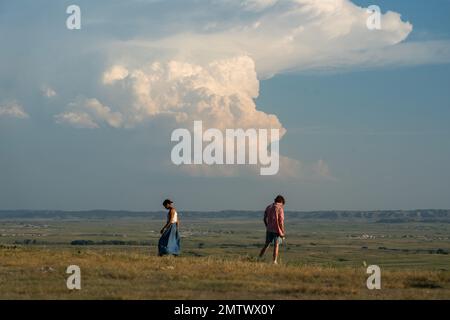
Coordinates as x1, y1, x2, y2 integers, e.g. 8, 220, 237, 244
0, 209, 449, 223
70, 240, 151, 246
12, 239, 152, 246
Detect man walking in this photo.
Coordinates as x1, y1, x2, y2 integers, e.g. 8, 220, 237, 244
259, 195, 286, 264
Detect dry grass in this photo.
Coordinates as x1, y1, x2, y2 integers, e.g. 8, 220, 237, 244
0, 246, 448, 299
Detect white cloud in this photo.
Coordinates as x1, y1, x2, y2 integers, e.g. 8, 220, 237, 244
56, 98, 123, 129
311, 159, 336, 181
54, 112, 99, 129
107, 0, 436, 78
101, 56, 284, 134
167, 155, 336, 181
84, 98, 123, 128
41, 85, 56, 98
0, 101, 29, 119
269, 157, 336, 181
102, 65, 129, 85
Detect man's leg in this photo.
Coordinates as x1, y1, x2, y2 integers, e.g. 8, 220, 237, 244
259, 243, 270, 258
260, 232, 271, 258
273, 242, 279, 264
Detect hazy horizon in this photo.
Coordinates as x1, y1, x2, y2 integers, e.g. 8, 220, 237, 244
1, 208, 449, 213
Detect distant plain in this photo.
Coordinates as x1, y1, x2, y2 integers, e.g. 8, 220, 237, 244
0, 210, 448, 299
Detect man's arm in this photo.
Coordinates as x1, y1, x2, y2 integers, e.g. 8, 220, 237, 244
263, 207, 268, 227
278, 207, 285, 237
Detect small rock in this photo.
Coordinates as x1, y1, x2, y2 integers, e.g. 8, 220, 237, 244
40, 266, 55, 273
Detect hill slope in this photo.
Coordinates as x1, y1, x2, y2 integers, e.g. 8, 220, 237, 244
0, 247, 448, 299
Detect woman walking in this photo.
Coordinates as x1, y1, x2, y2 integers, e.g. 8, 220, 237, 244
158, 199, 181, 256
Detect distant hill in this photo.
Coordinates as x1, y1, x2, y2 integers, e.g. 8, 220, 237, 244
0, 209, 449, 223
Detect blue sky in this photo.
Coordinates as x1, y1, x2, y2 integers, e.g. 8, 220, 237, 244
1, 0, 449, 211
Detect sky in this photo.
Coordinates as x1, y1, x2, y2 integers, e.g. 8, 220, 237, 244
1, 0, 450, 211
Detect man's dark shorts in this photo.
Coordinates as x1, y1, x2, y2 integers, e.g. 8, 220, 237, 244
265, 231, 283, 245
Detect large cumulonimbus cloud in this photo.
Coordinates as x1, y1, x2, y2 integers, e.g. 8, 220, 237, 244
57, 0, 423, 130
53, 0, 449, 177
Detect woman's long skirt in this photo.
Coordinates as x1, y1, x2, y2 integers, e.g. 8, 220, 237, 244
158, 223, 181, 256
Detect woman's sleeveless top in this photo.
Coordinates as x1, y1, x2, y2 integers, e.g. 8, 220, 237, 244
169, 210, 178, 224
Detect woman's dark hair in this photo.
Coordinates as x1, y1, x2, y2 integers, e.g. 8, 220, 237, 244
162, 199, 173, 207
274, 195, 285, 205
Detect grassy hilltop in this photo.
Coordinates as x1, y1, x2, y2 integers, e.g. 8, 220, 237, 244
0, 247, 449, 299
0, 210, 449, 299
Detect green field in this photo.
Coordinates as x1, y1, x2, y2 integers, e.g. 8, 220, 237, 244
0, 210, 449, 299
